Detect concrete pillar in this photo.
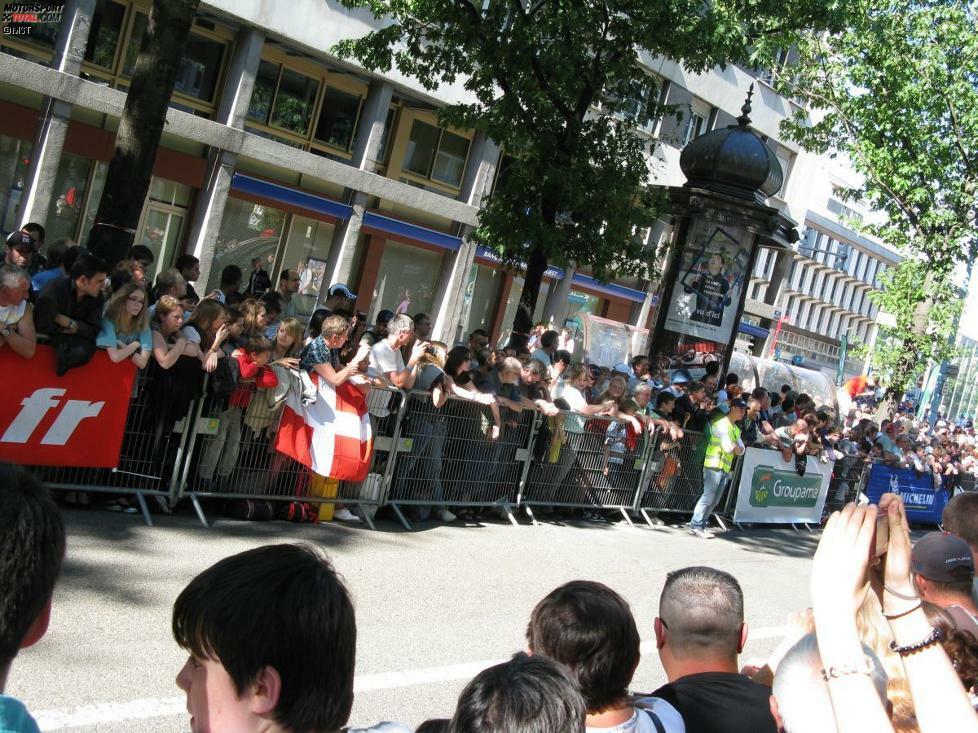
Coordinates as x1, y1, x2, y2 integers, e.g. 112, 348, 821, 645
541, 263, 576, 327
216, 28, 265, 128
184, 29, 265, 287
17, 0, 95, 230
429, 132, 501, 343
759, 248, 794, 357
316, 81, 394, 292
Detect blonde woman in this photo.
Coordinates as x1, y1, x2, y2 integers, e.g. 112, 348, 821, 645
96, 282, 152, 369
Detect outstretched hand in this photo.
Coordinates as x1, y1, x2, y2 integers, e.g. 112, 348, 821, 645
811, 503, 877, 622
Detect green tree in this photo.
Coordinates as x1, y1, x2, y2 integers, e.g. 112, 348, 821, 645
780, 0, 977, 400
335, 0, 851, 342
90, 0, 200, 262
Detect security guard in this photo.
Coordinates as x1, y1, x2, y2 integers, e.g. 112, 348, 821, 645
690, 397, 746, 538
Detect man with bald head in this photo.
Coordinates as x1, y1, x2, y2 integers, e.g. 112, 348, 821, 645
652, 566, 777, 733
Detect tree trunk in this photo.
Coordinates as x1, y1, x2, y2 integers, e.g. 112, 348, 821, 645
88, 0, 200, 265
508, 242, 549, 349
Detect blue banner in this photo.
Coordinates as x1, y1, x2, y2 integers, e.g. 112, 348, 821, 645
864, 463, 948, 525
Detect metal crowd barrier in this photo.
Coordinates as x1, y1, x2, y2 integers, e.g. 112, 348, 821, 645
825, 456, 871, 512
633, 429, 710, 527
519, 411, 655, 526
173, 381, 407, 530
383, 391, 536, 529
25, 367, 197, 526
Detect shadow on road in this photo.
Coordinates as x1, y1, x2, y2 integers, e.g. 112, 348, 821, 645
715, 527, 820, 559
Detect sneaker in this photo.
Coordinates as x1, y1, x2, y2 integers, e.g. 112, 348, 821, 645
437, 509, 457, 522
334, 508, 361, 523
689, 527, 716, 539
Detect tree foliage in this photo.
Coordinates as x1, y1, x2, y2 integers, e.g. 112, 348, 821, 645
780, 0, 977, 395
335, 0, 852, 336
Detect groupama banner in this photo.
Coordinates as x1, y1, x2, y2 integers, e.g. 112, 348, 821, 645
864, 463, 948, 526
0, 345, 136, 467
732, 447, 834, 525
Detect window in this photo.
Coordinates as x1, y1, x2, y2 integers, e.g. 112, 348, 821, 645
403, 119, 471, 188
315, 88, 363, 151
371, 241, 443, 321
279, 216, 336, 317
247, 61, 279, 125
47, 153, 95, 244
0, 136, 33, 235
172, 34, 225, 103
84, 0, 127, 69
121, 11, 147, 77
682, 111, 707, 147
619, 76, 662, 131
208, 197, 287, 292
246, 62, 319, 136
271, 68, 319, 135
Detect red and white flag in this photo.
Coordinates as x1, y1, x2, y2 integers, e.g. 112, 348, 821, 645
275, 374, 373, 482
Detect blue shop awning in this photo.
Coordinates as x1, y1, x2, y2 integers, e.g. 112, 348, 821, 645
229, 174, 352, 220
570, 273, 646, 304
362, 212, 462, 252
738, 322, 770, 338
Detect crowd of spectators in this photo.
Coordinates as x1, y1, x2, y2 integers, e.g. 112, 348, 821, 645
5, 463, 978, 733
6, 222, 978, 525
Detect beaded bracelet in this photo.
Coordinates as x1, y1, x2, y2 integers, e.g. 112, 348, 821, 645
821, 655, 875, 682
889, 627, 945, 657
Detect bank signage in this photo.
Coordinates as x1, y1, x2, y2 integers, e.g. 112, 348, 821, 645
864, 463, 947, 525
733, 447, 833, 524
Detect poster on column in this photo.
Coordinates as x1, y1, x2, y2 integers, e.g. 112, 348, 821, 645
662, 220, 752, 359
732, 447, 834, 525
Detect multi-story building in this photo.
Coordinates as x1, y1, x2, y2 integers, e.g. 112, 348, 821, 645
0, 0, 830, 350
742, 156, 901, 379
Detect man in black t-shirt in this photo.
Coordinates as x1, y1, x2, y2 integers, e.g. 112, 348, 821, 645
651, 566, 777, 733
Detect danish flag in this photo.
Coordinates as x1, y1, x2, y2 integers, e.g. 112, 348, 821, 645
275, 374, 373, 481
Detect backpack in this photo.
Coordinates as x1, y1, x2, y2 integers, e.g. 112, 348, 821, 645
211, 354, 241, 397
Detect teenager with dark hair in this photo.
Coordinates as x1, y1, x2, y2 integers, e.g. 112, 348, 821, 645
527, 581, 683, 732
35, 252, 109, 374
175, 254, 201, 302
0, 464, 66, 733
449, 652, 586, 733
172, 544, 408, 733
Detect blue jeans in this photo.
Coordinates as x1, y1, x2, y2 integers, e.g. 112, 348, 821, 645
691, 467, 727, 529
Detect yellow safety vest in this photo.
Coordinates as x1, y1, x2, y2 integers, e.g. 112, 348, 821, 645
704, 416, 741, 473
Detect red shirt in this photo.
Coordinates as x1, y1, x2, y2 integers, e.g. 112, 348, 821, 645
228, 350, 278, 408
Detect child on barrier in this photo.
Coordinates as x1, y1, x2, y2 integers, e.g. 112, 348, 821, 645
239, 298, 268, 340
602, 398, 642, 502
0, 464, 66, 733
96, 281, 152, 370
199, 335, 278, 490
171, 544, 411, 733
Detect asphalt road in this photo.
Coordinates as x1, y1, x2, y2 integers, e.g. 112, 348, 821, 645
7, 508, 820, 732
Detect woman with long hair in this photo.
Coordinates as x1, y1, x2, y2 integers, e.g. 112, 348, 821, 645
97, 282, 152, 369
183, 299, 229, 373
239, 298, 268, 340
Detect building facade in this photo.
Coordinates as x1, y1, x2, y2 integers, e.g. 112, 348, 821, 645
2, 0, 834, 352
741, 156, 901, 380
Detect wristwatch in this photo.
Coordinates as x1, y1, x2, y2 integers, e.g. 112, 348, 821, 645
67, 319, 77, 331
0, 326, 10, 337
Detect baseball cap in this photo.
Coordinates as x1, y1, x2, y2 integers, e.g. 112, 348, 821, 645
729, 397, 748, 409
911, 532, 974, 583
376, 309, 395, 325
327, 283, 357, 300
6, 230, 34, 252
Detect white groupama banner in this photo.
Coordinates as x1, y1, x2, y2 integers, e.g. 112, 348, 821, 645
732, 447, 834, 525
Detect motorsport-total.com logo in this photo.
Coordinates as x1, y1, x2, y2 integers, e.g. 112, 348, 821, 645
2, 2, 64, 35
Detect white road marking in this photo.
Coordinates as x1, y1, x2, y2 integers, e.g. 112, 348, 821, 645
33, 626, 789, 730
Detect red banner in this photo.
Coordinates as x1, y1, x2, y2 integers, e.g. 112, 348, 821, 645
0, 345, 137, 467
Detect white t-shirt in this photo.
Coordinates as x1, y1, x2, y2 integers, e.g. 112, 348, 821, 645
368, 339, 406, 417
586, 698, 685, 733
561, 384, 589, 433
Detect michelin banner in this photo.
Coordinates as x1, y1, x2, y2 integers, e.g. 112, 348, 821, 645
864, 463, 948, 525
733, 447, 834, 525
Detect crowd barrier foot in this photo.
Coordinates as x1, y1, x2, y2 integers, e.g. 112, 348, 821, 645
390, 503, 411, 531
499, 501, 519, 527
134, 492, 153, 527
618, 508, 635, 528
639, 509, 666, 529
802, 522, 815, 533
523, 505, 540, 527
713, 514, 729, 532
154, 496, 172, 515
189, 493, 210, 529
359, 508, 377, 531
